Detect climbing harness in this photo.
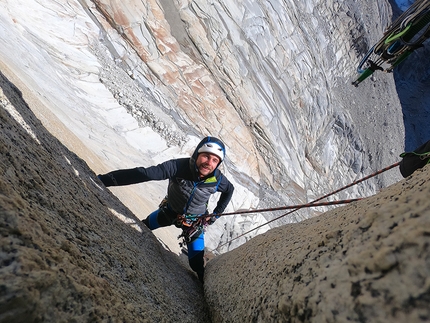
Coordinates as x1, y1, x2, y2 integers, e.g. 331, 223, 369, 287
211, 161, 401, 251
177, 214, 211, 246
352, 0, 430, 86
154, 194, 208, 245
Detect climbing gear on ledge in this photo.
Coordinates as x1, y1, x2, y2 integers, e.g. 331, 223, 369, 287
352, 0, 430, 86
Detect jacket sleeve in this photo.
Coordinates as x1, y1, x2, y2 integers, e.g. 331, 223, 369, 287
98, 159, 180, 187
213, 175, 234, 214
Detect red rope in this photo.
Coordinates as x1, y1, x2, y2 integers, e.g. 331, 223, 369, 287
212, 161, 400, 251
211, 198, 362, 217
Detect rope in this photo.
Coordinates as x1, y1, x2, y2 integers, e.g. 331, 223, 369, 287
211, 161, 400, 251
209, 198, 363, 217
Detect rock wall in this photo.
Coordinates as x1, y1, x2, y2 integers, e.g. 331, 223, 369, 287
1, 0, 430, 318
205, 165, 430, 322
1, 65, 429, 321
0, 71, 210, 322
89, 0, 405, 194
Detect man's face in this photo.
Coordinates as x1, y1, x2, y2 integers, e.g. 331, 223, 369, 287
195, 152, 220, 177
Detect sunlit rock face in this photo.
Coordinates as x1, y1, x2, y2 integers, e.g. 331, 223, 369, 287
0, 0, 406, 252
0, 72, 210, 323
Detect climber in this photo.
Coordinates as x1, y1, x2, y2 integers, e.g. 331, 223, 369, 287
97, 136, 234, 283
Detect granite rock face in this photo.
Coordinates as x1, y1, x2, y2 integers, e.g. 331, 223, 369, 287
0, 72, 210, 322
205, 165, 430, 322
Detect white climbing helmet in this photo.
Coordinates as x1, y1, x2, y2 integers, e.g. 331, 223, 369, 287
197, 142, 225, 161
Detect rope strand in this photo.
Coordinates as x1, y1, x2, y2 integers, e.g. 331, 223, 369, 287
211, 161, 400, 252
208, 198, 362, 217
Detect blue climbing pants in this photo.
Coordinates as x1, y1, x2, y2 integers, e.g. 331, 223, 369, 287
143, 208, 205, 282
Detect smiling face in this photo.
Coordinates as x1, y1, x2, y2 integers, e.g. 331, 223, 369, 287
195, 152, 220, 178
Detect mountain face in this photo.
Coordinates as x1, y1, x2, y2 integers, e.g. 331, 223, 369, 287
0, 0, 410, 253
2, 64, 429, 323
1, 0, 430, 321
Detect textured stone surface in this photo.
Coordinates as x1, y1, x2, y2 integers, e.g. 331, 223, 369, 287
1, 0, 429, 321
205, 165, 430, 322
0, 72, 209, 322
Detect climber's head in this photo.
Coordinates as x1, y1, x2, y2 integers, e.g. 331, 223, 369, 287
191, 136, 225, 178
